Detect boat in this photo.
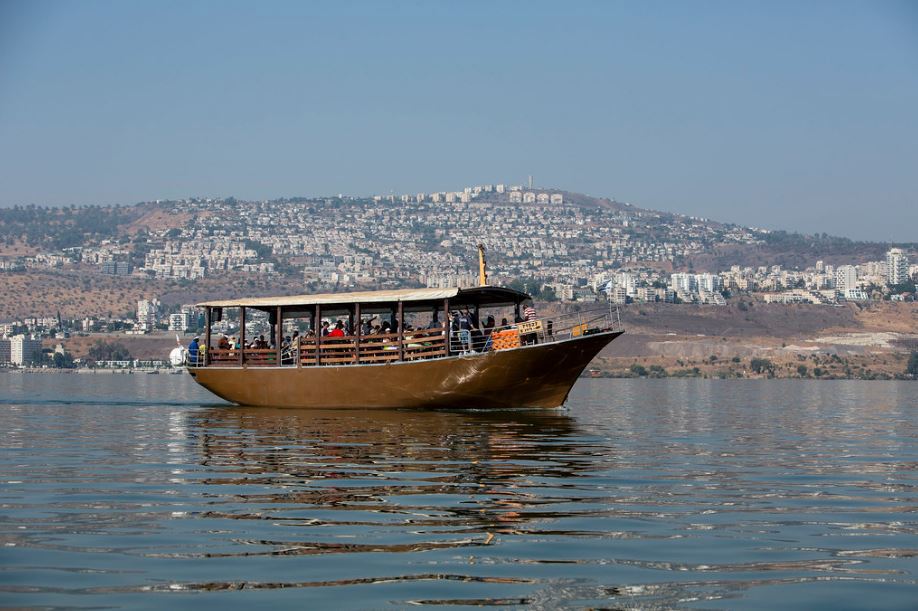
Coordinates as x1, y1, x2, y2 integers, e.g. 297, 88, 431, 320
186, 251, 623, 409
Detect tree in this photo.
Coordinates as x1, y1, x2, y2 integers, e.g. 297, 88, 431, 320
908, 351, 918, 377
52, 352, 75, 369
87, 340, 132, 362
630, 364, 647, 377
797, 364, 808, 377
750, 358, 774, 375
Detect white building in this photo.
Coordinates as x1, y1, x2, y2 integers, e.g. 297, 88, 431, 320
670, 272, 696, 294
835, 265, 858, 293
615, 272, 638, 296
10, 335, 42, 366
886, 248, 909, 286
607, 285, 627, 304
136, 298, 161, 333
168, 312, 193, 333
696, 273, 723, 293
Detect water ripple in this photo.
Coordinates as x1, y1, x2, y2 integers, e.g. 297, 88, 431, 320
1, 374, 917, 609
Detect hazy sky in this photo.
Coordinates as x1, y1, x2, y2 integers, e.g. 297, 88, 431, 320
1, 1, 916, 241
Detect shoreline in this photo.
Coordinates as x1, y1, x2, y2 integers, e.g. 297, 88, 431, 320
2, 367, 912, 381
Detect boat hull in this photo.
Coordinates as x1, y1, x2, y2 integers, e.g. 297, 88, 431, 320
188, 331, 621, 409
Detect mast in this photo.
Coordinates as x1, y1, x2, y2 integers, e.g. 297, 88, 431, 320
477, 243, 488, 287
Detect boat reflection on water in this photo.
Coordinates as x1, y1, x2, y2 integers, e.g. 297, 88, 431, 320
186, 407, 596, 536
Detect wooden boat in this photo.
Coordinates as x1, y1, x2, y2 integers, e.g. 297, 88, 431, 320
187, 284, 623, 409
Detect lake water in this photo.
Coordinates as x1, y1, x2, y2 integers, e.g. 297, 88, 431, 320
1, 372, 916, 609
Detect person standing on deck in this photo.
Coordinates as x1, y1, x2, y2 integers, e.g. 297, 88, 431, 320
521, 301, 538, 345
187, 336, 200, 366
523, 301, 537, 321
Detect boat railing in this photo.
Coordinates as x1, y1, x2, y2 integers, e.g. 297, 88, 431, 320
195, 304, 621, 367
448, 304, 623, 354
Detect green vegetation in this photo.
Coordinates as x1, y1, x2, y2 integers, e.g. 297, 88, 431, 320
797, 364, 808, 377
630, 364, 647, 377
750, 358, 774, 375
0, 204, 140, 249
52, 352, 75, 368
87, 340, 132, 362
908, 351, 918, 377
506, 278, 557, 301
244, 238, 274, 260
888, 281, 917, 295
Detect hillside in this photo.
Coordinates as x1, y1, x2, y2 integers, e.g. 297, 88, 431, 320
0, 189, 914, 324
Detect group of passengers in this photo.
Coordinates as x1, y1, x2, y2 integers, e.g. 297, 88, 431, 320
188, 299, 541, 365
449, 300, 539, 353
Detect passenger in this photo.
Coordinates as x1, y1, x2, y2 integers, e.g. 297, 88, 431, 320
523, 301, 538, 321
218, 334, 230, 350
380, 321, 392, 334
521, 300, 538, 345
458, 309, 472, 353
484, 315, 496, 336
329, 321, 345, 337
257, 334, 267, 349
427, 311, 442, 330
465, 307, 484, 351
187, 336, 200, 366
500, 317, 509, 328
320, 320, 330, 337
448, 312, 459, 354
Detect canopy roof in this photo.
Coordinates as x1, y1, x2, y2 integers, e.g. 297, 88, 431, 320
196, 286, 530, 311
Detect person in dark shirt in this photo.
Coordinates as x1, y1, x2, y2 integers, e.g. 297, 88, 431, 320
187, 336, 200, 366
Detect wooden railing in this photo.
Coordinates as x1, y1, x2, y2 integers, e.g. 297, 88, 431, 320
201, 327, 448, 368
448, 305, 624, 354
196, 305, 622, 368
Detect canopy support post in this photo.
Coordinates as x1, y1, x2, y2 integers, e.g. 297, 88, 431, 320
239, 306, 246, 366
275, 306, 283, 366
397, 301, 404, 361
354, 303, 361, 364
204, 307, 211, 367
443, 298, 450, 354
315, 304, 322, 366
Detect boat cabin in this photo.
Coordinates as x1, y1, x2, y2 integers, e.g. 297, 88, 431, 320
194, 286, 535, 368
192, 286, 621, 369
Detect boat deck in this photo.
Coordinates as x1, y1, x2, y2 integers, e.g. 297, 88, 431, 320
195, 307, 622, 369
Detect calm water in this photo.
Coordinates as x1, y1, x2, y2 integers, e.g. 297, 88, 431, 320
1, 373, 916, 609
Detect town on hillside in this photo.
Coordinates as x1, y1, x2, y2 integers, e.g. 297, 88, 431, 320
0, 182, 915, 371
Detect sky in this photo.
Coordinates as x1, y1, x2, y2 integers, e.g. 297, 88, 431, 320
0, 1, 916, 241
